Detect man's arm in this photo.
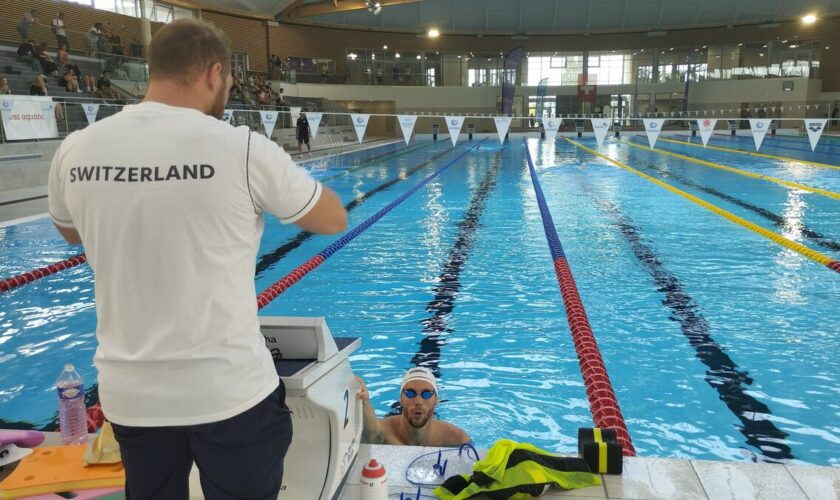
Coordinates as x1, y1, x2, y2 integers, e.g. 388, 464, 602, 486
54, 224, 82, 245
355, 376, 386, 444
294, 186, 347, 234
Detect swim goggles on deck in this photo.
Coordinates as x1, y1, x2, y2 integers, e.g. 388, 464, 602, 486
402, 389, 435, 399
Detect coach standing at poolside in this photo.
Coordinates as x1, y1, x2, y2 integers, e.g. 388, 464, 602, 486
48, 19, 347, 500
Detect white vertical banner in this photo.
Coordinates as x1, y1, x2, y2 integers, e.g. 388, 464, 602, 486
748, 119, 773, 151
290, 106, 301, 122
542, 117, 562, 141
351, 113, 370, 144
82, 103, 100, 125
397, 115, 418, 145
305, 112, 323, 139
261, 111, 279, 138
698, 118, 718, 147
493, 116, 512, 144
590, 118, 611, 147
445, 115, 465, 146
641, 118, 665, 148
0, 95, 58, 140
804, 119, 827, 152
221, 109, 233, 123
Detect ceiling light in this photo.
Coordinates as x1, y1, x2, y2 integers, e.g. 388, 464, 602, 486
781, 39, 788, 43
383, 45, 388, 49
416, 54, 421, 59
427, 28, 440, 38
365, 0, 382, 15
789, 44, 798, 48
395, 53, 400, 58
802, 14, 817, 24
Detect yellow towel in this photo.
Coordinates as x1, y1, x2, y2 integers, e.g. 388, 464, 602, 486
84, 422, 121, 466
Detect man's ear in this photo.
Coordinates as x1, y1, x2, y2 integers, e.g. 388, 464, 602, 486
205, 62, 223, 91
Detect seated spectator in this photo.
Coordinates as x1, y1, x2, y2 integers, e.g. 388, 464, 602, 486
30, 75, 64, 121
356, 368, 471, 447
35, 43, 59, 77
56, 43, 70, 69
96, 71, 123, 102
63, 67, 81, 93
0, 77, 11, 95
17, 39, 40, 72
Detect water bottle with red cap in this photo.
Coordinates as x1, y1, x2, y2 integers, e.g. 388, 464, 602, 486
359, 458, 388, 499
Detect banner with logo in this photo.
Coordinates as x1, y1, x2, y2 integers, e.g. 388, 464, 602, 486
748, 119, 773, 151
351, 113, 370, 144
397, 115, 418, 145
260, 111, 279, 138
221, 109, 233, 124
590, 118, 610, 147
698, 118, 717, 147
641, 118, 665, 148
305, 112, 323, 140
493, 116, 512, 144
82, 103, 100, 125
542, 117, 562, 142
444, 115, 465, 146
804, 119, 827, 152
0, 96, 58, 140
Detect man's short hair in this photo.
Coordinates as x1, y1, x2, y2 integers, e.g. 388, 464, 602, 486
148, 19, 231, 84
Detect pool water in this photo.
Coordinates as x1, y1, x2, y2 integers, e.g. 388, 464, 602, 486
1, 135, 839, 466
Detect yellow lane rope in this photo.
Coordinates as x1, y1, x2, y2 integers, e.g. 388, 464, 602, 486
655, 136, 840, 171
619, 139, 840, 202
564, 137, 840, 274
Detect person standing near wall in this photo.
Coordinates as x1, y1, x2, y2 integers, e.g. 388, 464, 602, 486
48, 19, 347, 499
17, 10, 39, 42
52, 13, 68, 50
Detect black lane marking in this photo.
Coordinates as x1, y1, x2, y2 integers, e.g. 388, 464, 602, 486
553, 145, 795, 462
254, 146, 457, 278
640, 162, 840, 253
410, 152, 503, 374
0, 195, 48, 207
387, 152, 503, 416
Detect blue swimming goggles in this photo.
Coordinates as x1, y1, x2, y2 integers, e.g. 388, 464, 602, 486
402, 389, 435, 400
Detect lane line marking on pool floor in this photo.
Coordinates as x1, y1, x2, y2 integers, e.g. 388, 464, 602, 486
620, 138, 840, 201
655, 135, 840, 171
564, 137, 840, 275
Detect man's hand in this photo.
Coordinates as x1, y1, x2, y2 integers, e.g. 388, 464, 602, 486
355, 375, 369, 401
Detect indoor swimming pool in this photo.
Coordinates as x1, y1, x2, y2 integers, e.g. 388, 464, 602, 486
1, 134, 839, 466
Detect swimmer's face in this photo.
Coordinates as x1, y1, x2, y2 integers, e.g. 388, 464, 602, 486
400, 380, 436, 429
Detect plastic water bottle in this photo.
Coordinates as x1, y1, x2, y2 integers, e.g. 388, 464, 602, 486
56, 364, 88, 445
359, 459, 388, 499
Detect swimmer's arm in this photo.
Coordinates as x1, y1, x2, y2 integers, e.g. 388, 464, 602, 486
54, 224, 82, 245
355, 376, 387, 444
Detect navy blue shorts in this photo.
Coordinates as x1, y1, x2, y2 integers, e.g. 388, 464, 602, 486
111, 381, 292, 500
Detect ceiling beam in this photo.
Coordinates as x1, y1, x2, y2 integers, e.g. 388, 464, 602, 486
286, 0, 428, 19
279, 0, 306, 17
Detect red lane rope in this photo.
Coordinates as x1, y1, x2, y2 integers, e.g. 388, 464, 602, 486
0, 254, 87, 293
525, 142, 636, 456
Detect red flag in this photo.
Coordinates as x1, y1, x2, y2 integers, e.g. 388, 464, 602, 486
577, 74, 597, 103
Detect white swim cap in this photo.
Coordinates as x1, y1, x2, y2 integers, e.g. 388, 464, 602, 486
400, 367, 437, 392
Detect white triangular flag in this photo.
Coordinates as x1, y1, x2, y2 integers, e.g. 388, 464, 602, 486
542, 117, 562, 141
803, 119, 827, 152
642, 119, 665, 148
697, 118, 718, 147
261, 111, 279, 138
351, 113, 370, 144
590, 118, 611, 147
748, 119, 773, 151
221, 109, 233, 123
493, 116, 512, 144
83, 103, 100, 125
445, 115, 465, 146
397, 115, 418, 145
0, 97, 12, 123
305, 112, 323, 139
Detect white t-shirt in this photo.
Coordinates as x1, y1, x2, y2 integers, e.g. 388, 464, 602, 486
52, 18, 66, 37
48, 101, 322, 426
